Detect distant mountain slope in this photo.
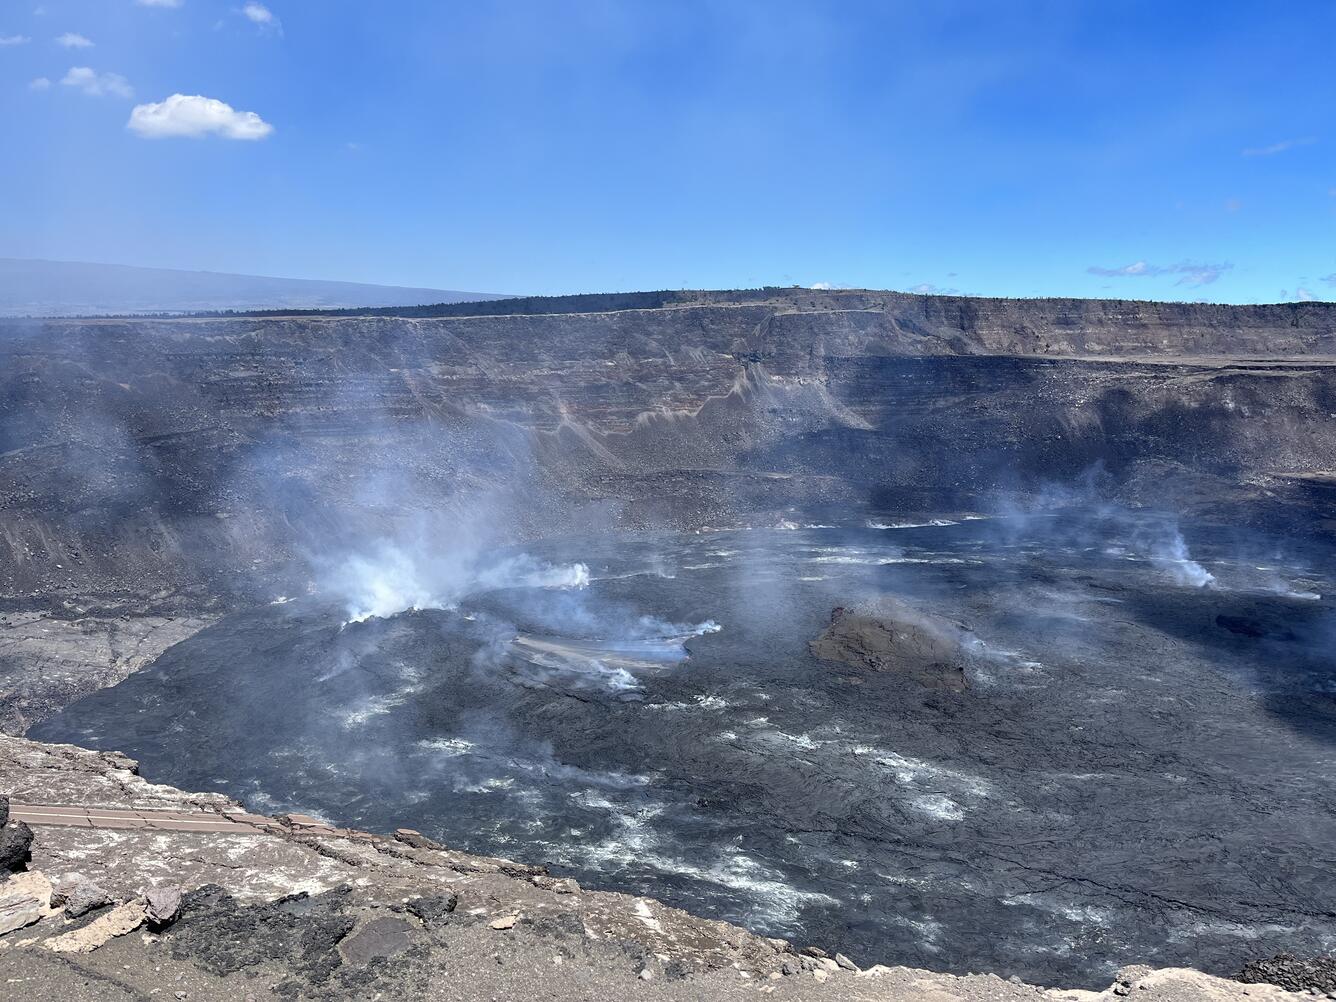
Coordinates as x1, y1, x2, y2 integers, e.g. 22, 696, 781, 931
0, 258, 507, 316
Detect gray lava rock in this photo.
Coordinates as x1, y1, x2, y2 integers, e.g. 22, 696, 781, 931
60, 878, 114, 918
0, 821, 33, 872
146, 884, 184, 927
835, 952, 857, 971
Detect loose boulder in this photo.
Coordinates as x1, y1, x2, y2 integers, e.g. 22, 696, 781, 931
146, 884, 184, 927
0, 820, 34, 872
57, 878, 114, 918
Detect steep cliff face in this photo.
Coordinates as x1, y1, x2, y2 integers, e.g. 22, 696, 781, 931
1, 290, 1334, 600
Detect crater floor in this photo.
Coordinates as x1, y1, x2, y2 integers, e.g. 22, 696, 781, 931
32, 511, 1336, 988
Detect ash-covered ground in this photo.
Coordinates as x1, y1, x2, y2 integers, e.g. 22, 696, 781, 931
33, 507, 1336, 988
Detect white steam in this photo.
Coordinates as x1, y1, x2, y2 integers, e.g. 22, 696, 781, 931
1147, 528, 1216, 588
330, 542, 590, 624
336, 544, 447, 623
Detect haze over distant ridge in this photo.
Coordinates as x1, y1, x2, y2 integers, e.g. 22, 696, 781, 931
0, 258, 508, 317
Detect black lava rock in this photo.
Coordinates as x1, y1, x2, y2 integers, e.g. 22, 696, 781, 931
0, 821, 34, 872
1237, 953, 1336, 993
168, 884, 356, 984
405, 893, 458, 928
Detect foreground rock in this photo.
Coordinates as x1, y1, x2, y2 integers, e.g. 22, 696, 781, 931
54, 877, 113, 918
43, 899, 146, 953
0, 733, 1310, 1000
0, 795, 34, 872
0, 872, 56, 935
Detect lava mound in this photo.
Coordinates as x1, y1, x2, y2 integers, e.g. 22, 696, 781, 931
808, 601, 971, 691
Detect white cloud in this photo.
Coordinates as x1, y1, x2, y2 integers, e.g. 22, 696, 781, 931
61, 66, 133, 98
28, 76, 50, 90
56, 31, 94, 48
1241, 137, 1316, 157
127, 93, 274, 140
0, 34, 31, 46
137, 0, 184, 6
1087, 260, 1232, 287
240, 2, 281, 31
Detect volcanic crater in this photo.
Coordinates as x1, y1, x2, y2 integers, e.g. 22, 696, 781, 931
4, 287, 1336, 993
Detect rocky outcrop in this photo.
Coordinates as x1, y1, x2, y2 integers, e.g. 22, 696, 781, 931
810, 603, 972, 690
1237, 954, 1336, 995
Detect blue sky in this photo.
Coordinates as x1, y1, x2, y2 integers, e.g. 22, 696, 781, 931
2, 0, 1333, 301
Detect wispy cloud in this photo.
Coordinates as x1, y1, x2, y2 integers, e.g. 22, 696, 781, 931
1281, 286, 1318, 302
55, 31, 94, 48
240, 2, 281, 33
1086, 260, 1232, 287
1322, 273, 1336, 287
1171, 263, 1232, 287
61, 66, 133, 98
0, 34, 31, 46
127, 93, 274, 140
29, 76, 50, 90
1241, 137, 1316, 157
1088, 261, 1151, 277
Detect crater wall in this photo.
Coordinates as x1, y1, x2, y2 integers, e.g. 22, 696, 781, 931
2, 290, 1334, 600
